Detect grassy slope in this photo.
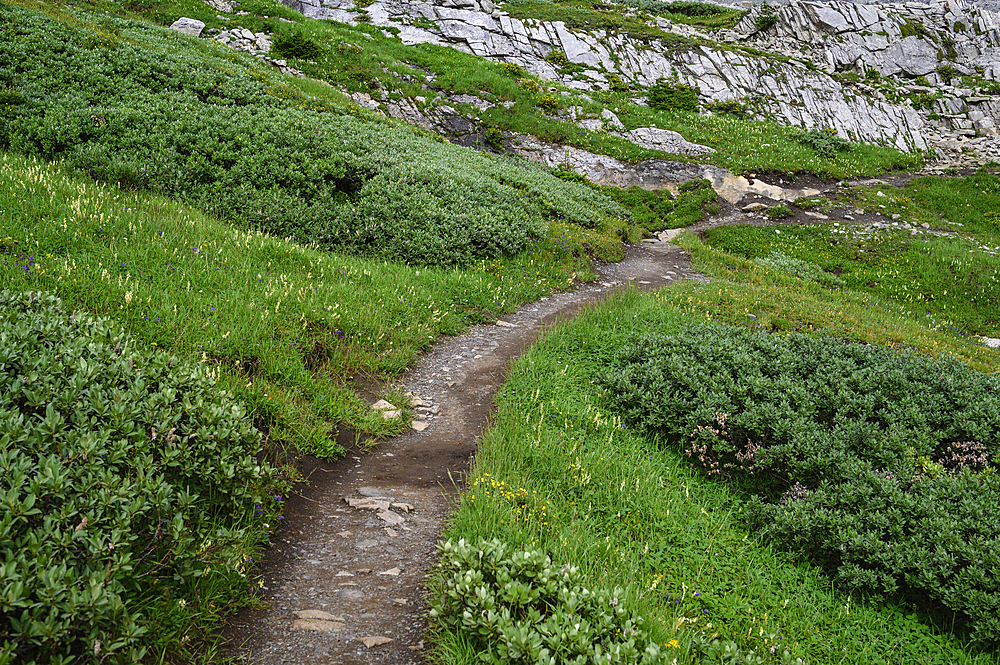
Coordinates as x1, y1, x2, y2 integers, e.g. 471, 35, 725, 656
63, 0, 922, 177
435, 245, 1000, 663
0, 150, 610, 454
1, 0, 992, 662
704, 172, 1000, 337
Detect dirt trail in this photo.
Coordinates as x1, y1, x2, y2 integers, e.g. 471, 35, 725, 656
225, 166, 965, 663
223, 241, 704, 664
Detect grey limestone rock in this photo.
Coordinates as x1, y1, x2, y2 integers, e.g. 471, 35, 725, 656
170, 17, 206, 37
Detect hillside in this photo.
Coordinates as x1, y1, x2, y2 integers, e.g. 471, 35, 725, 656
1, 0, 999, 663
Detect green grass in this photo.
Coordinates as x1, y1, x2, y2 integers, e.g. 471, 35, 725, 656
430, 197, 1000, 661
0, 151, 605, 455
433, 286, 999, 664
701, 172, 1000, 336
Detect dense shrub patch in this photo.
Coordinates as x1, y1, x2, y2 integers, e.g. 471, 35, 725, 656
429, 539, 669, 664
600, 323, 1000, 643
0, 291, 275, 664
647, 79, 700, 112
792, 127, 852, 158
0, 5, 626, 267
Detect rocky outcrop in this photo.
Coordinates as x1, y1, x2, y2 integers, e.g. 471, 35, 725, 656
730, 0, 1000, 156
205, 25, 306, 76
733, 1, 1000, 81
507, 134, 822, 203
280, 0, 932, 150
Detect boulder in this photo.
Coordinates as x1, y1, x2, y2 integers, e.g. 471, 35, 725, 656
170, 17, 206, 37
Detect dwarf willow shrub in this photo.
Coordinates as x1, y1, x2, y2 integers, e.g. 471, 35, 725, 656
792, 127, 851, 159
647, 79, 699, 112
0, 291, 274, 664
755, 251, 845, 287
600, 323, 1000, 644
272, 30, 323, 60
0, 5, 626, 267
429, 539, 669, 664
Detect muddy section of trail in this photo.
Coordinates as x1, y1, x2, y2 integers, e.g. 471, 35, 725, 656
224, 241, 704, 664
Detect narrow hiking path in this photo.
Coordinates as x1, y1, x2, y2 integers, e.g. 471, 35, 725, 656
224, 166, 953, 663
223, 240, 705, 664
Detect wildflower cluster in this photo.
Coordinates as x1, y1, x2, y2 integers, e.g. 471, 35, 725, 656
469, 474, 551, 530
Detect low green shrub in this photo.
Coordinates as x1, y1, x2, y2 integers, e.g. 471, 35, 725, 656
647, 78, 699, 112
766, 203, 793, 219
754, 9, 778, 32
937, 64, 960, 81
900, 18, 932, 40
606, 73, 629, 92
517, 77, 541, 92
755, 251, 845, 287
671, 178, 717, 225
484, 125, 504, 148
536, 92, 561, 114
600, 323, 1000, 643
429, 539, 669, 664
272, 30, 323, 59
601, 186, 675, 230
0, 291, 276, 664
792, 127, 851, 159
704, 99, 748, 117
501, 61, 527, 78
0, 5, 627, 267
544, 49, 569, 68
747, 468, 1000, 645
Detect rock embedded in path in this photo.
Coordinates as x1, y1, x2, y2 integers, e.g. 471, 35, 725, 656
377, 510, 406, 526
291, 610, 346, 632
411, 420, 429, 431
361, 636, 394, 648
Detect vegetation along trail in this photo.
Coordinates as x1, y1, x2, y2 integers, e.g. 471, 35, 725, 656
225, 242, 704, 664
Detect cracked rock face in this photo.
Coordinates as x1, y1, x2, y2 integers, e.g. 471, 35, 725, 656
279, 0, 943, 150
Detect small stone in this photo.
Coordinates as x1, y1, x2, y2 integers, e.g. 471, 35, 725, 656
496, 320, 517, 327
408, 640, 425, 651
391, 502, 414, 513
921, 222, 931, 229
291, 619, 346, 632
345, 497, 391, 511
361, 636, 393, 648
335, 571, 354, 577
742, 202, 768, 212
411, 420, 429, 432
384, 528, 398, 537
377, 511, 405, 526
392, 598, 409, 606
409, 397, 431, 407
338, 588, 365, 600
356, 539, 379, 549
293, 610, 344, 621
337, 530, 352, 538
804, 211, 828, 220
356, 568, 373, 574
379, 567, 402, 576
